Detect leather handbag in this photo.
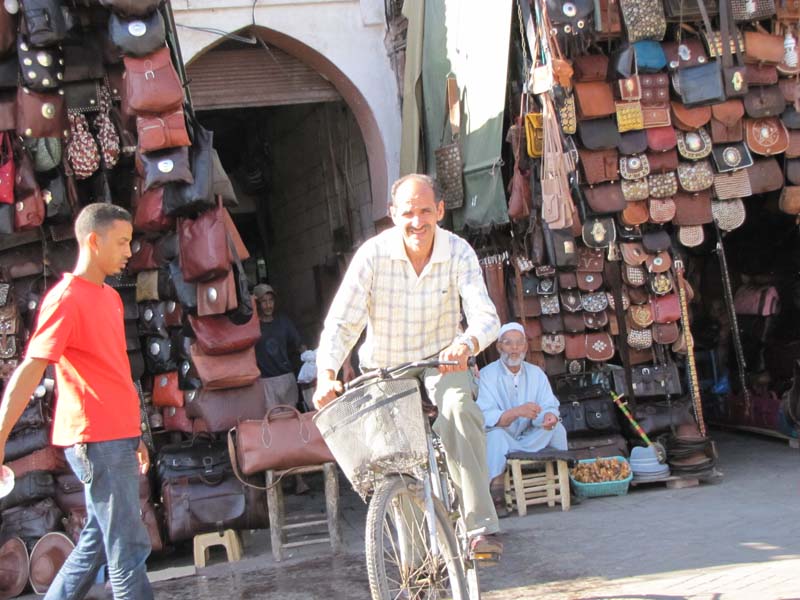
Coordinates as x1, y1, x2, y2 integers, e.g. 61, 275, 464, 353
779, 76, 800, 104
678, 61, 726, 107
196, 271, 236, 317
0, 498, 61, 542
712, 142, 754, 172
549, 228, 579, 268
508, 272, 542, 318
584, 182, 625, 213
745, 117, 789, 155
652, 293, 681, 323
639, 74, 669, 105
162, 123, 215, 217
630, 397, 695, 435
164, 300, 183, 329
126, 238, 158, 274
230, 405, 334, 476
621, 200, 649, 225
135, 270, 160, 303
673, 190, 714, 225
646, 126, 677, 152
581, 216, 617, 248
782, 105, 800, 129
677, 160, 715, 192
615, 100, 645, 132
744, 86, 785, 118
619, 0, 666, 43
157, 437, 231, 483
109, 11, 166, 57
619, 154, 649, 180
578, 117, 621, 149
153, 371, 183, 408
133, 185, 174, 233
4, 426, 48, 462
123, 47, 183, 114
612, 362, 683, 397
744, 30, 784, 65
136, 146, 193, 191
187, 301, 259, 356
575, 81, 615, 120
0, 471, 54, 511
189, 343, 260, 391
579, 148, 619, 184
136, 107, 191, 153
671, 102, 712, 131
676, 129, 713, 160
168, 259, 197, 311
524, 112, 544, 158
17, 36, 63, 92
162, 405, 206, 433
143, 336, 176, 374
178, 201, 230, 282
16, 87, 67, 139
20, 0, 67, 47
161, 475, 247, 543
662, 38, 708, 70
13, 179, 45, 233
573, 54, 609, 82
714, 169, 753, 198
560, 395, 620, 436
746, 63, 779, 85
184, 382, 266, 432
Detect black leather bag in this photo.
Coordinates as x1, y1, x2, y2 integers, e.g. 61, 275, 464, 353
631, 397, 695, 435
560, 395, 620, 437
678, 62, 725, 107
163, 123, 215, 217
137, 146, 193, 192
169, 258, 198, 312
156, 437, 231, 484
17, 35, 64, 92
0, 497, 62, 541
611, 362, 683, 398
0, 471, 55, 511
108, 10, 165, 57
4, 426, 49, 462
20, 0, 67, 47
138, 301, 168, 339
129, 349, 145, 381
143, 335, 175, 374
161, 475, 247, 543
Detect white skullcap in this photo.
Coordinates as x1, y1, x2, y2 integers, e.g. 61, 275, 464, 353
497, 322, 525, 339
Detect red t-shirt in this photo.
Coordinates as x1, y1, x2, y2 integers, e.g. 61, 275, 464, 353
26, 274, 140, 446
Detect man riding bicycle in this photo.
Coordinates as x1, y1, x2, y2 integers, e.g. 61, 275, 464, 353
313, 173, 503, 560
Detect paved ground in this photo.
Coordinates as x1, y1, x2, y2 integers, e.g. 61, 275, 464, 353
21, 430, 800, 599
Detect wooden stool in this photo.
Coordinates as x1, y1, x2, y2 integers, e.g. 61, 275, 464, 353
265, 462, 342, 562
193, 529, 242, 568
504, 458, 571, 516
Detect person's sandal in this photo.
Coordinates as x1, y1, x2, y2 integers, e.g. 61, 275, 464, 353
469, 534, 503, 565
491, 488, 509, 519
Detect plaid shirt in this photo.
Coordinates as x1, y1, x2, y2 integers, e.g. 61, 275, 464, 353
316, 226, 500, 373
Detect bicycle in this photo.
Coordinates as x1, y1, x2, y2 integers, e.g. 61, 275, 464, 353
313, 359, 485, 600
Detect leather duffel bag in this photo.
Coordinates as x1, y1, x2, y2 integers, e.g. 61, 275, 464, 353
0, 498, 62, 542
161, 475, 247, 543
0, 471, 54, 511
229, 405, 334, 476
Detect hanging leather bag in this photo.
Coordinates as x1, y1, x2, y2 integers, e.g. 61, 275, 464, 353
745, 117, 789, 155
711, 99, 745, 142
189, 343, 260, 391
719, 0, 749, 98
619, 0, 667, 42
152, 371, 183, 408
17, 36, 63, 92
187, 300, 259, 356
230, 406, 335, 476
183, 382, 265, 432
0, 471, 54, 511
677, 0, 726, 106
136, 106, 190, 153
16, 87, 67, 139
162, 120, 215, 216
133, 184, 173, 233
178, 200, 229, 283
743, 85, 786, 117
434, 77, 464, 209
109, 11, 166, 57
123, 46, 183, 114
136, 146, 193, 191
20, 0, 67, 47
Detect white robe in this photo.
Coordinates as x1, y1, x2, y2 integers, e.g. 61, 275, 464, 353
477, 360, 568, 479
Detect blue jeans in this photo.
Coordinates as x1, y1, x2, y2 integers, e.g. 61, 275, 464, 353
45, 437, 153, 600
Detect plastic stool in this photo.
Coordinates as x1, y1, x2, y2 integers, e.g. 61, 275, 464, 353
193, 529, 242, 568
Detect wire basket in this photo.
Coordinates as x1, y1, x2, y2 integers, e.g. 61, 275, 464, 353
312, 378, 428, 497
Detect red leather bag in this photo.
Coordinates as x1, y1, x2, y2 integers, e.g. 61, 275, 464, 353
13, 152, 44, 231
196, 271, 237, 317
152, 371, 183, 408
652, 294, 681, 323
136, 107, 191, 153
188, 300, 259, 356
189, 343, 260, 390
178, 201, 229, 282
126, 238, 158, 274
229, 405, 335, 475
123, 47, 184, 114
133, 184, 174, 233
162, 405, 209, 434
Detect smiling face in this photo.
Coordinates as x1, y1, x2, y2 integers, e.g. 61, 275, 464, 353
91, 219, 133, 276
390, 178, 445, 258
496, 330, 528, 369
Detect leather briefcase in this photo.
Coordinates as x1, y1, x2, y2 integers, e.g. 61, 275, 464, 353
184, 382, 266, 433
230, 406, 334, 476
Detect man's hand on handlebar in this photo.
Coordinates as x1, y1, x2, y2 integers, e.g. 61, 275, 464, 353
438, 342, 471, 374
313, 369, 343, 409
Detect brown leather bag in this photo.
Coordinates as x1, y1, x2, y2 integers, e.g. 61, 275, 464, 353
747, 157, 783, 193
183, 381, 265, 432
8, 446, 67, 478
573, 54, 609, 81
652, 293, 681, 323
123, 47, 184, 114
196, 271, 237, 317
229, 405, 335, 476
744, 86, 786, 118
16, 88, 67, 139
745, 117, 789, 155
188, 300, 260, 356
133, 184, 174, 233
160, 476, 246, 543
745, 63, 779, 85
585, 331, 614, 362
575, 81, 616, 119
162, 405, 210, 434
152, 371, 183, 408
744, 30, 785, 65
126, 238, 158, 274
189, 344, 260, 391
711, 99, 745, 142
646, 126, 678, 152
579, 148, 619, 184
779, 186, 800, 214
584, 182, 625, 213
670, 102, 712, 131
178, 201, 230, 282
621, 200, 649, 225
136, 107, 191, 153
673, 191, 713, 225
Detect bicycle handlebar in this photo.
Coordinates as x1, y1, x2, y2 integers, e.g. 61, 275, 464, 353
344, 357, 477, 391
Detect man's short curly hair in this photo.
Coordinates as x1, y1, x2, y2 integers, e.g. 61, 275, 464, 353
74, 203, 131, 241
389, 174, 442, 206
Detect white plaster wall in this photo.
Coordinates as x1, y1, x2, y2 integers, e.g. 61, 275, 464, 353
170, 0, 400, 217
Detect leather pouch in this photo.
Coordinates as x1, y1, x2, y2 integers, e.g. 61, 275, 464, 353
743, 86, 786, 118
578, 118, 621, 150
0, 498, 61, 542
646, 126, 678, 152
16, 87, 67, 139
747, 157, 783, 193
17, 36, 63, 92
673, 190, 714, 225
188, 300, 259, 356
20, 0, 67, 47
714, 169, 753, 198
677, 160, 715, 192
161, 476, 246, 543
126, 238, 158, 274
138, 300, 167, 338
137, 106, 191, 153
575, 81, 616, 119
133, 184, 173, 233
123, 47, 183, 114
136, 270, 160, 303
621, 200, 649, 225
584, 182, 625, 213
144, 335, 176, 374
662, 38, 709, 69
573, 54, 609, 82
671, 102, 712, 131
178, 200, 230, 282
648, 171, 678, 197
137, 146, 193, 191
711, 99, 745, 142
153, 371, 183, 408
711, 142, 754, 172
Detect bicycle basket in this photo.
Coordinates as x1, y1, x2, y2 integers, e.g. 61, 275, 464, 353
312, 378, 428, 497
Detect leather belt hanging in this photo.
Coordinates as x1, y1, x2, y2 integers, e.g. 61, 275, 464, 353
674, 259, 707, 437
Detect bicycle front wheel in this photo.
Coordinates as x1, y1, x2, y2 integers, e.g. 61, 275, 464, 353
365, 476, 467, 600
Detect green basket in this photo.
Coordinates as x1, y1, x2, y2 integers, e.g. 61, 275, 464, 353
569, 456, 633, 498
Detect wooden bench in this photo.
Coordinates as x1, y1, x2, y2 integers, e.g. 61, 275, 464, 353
265, 462, 342, 562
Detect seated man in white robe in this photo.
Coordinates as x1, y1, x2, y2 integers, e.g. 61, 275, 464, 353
477, 322, 568, 517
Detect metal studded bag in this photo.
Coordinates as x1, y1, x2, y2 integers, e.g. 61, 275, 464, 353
621, 177, 649, 201
731, 0, 775, 20
17, 36, 64, 93
676, 129, 713, 160
541, 333, 566, 355
559, 94, 577, 135
713, 169, 752, 199
712, 197, 746, 230
711, 142, 754, 172
647, 171, 678, 198
628, 326, 654, 349
619, 0, 667, 43
16, 87, 67, 139
623, 263, 647, 286
547, 0, 594, 35
615, 100, 645, 132
619, 154, 650, 180
678, 225, 706, 247
581, 291, 609, 312
434, 77, 464, 209
582, 216, 617, 248
540, 294, 561, 315
585, 332, 615, 361
677, 160, 715, 192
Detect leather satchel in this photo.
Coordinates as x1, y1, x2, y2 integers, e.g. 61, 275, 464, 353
579, 148, 619, 184
673, 190, 714, 225
4, 426, 48, 462
123, 47, 184, 114
575, 81, 615, 120
16, 87, 67, 139
126, 238, 158, 274
230, 405, 334, 476
109, 11, 166, 58
712, 142, 754, 172
0, 471, 54, 511
133, 185, 174, 233
178, 201, 230, 282
189, 343, 260, 391
646, 126, 677, 152
0, 498, 61, 542
137, 107, 191, 153
573, 54, 609, 82
652, 293, 681, 323
578, 118, 621, 150
184, 382, 266, 432
662, 38, 708, 70
168, 258, 197, 311
161, 475, 247, 543
188, 300, 259, 356
153, 371, 183, 408
745, 117, 789, 155
711, 99, 745, 142
631, 398, 695, 435
584, 182, 625, 213
157, 437, 231, 483
196, 271, 236, 317
560, 395, 620, 436
612, 362, 683, 398
746, 63, 778, 85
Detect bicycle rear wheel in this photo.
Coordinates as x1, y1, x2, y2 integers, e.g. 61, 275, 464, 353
365, 476, 467, 600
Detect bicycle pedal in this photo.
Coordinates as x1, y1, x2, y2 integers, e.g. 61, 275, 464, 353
470, 551, 500, 566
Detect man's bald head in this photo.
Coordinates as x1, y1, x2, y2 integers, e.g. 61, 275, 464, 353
389, 174, 442, 207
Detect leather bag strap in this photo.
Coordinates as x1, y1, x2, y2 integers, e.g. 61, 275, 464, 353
674, 258, 707, 436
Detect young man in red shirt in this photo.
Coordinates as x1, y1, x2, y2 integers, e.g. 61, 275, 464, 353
0, 203, 153, 599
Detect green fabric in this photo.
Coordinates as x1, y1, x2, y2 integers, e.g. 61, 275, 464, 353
399, 0, 425, 176
422, 0, 512, 230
